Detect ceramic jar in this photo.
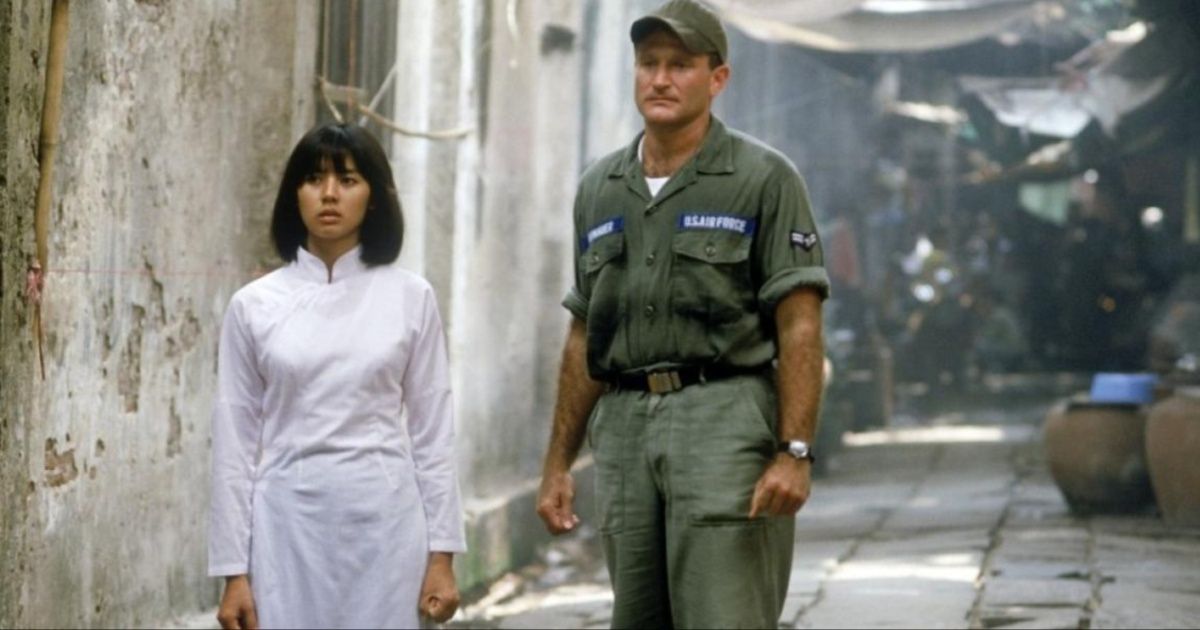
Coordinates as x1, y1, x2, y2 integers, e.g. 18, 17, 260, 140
1043, 400, 1154, 514
1146, 387, 1200, 526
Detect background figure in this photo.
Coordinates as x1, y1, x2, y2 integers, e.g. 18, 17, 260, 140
209, 124, 465, 629
972, 286, 1028, 375
536, 1, 828, 627
898, 226, 972, 390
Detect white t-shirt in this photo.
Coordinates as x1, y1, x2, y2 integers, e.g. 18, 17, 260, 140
638, 136, 670, 197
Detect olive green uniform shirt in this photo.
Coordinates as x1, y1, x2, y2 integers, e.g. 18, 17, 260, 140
563, 116, 830, 378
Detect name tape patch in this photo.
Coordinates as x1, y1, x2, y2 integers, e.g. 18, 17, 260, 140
581, 217, 624, 251
791, 231, 819, 251
677, 213, 757, 235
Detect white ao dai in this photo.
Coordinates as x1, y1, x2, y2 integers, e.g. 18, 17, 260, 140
208, 246, 466, 629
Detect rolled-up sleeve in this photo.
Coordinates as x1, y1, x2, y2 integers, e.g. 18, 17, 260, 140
403, 286, 468, 554
755, 164, 831, 309
208, 295, 265, 577
562, 286, 588, 320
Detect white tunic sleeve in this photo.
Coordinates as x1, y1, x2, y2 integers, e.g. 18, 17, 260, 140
208, 295, 266, 576
403, 288, 468, 553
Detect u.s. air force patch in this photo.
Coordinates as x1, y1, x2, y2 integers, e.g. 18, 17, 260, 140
677, 213, 756, 235
791, 231, 818, 251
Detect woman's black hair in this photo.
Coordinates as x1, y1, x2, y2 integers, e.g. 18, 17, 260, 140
270, 123, 403, 265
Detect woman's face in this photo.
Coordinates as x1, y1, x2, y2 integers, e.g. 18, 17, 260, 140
297, 155, 371, 252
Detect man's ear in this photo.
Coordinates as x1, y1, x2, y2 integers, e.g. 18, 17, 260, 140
710, 64, 731, 99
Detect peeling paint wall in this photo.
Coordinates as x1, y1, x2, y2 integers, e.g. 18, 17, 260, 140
0, 1, 317, 626
455, 0, 582, 500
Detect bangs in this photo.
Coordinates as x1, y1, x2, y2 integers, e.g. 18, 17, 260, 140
289, 127, 359, 177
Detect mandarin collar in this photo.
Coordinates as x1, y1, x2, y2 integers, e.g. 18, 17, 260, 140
294, 245, 368, 284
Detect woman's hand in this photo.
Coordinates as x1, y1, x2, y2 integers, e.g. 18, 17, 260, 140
217, 575, 258, 630
419, 552, 460, 623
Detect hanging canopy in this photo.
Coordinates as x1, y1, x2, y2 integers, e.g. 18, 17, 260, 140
960, 21, 1191, 142
707, 0, 1042, 53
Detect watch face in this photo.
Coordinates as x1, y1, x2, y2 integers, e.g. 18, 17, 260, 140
787, 441, 811, 459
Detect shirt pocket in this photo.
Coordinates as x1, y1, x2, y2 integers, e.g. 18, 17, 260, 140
581, 233, 627, 333
584, 233, 625, 275
670, 230, 754, 323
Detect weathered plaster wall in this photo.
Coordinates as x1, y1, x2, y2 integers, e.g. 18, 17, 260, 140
580, 0, 660, 165
456, 0, 582, 500
0, 1, 46, 625
449, 0, 585, 585
0, 1, 316, 626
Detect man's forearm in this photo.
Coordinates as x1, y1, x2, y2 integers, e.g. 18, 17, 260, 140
775, 289, 825, 443
543, 318, 605, 473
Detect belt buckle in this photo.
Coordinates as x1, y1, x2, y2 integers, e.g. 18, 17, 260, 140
647, 370, 683, 394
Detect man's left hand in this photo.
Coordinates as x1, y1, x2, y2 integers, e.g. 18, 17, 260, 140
748, 454, 812, 518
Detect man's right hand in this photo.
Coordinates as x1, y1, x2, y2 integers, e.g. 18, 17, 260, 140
217, 575, 258, 630
536, 469, 581, 535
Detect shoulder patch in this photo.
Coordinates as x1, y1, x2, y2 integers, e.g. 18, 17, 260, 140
791, 231, 819, 251
677, 213, 757, 236
581, 217, 624, 251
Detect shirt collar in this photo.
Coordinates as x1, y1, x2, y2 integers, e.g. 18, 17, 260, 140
294, 244, 368, 283
608, 115, 736, 179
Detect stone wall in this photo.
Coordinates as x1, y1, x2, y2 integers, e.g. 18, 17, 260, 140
0, 1, 316, 625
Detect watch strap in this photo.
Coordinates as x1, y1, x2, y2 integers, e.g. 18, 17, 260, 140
778, 440, 815, 463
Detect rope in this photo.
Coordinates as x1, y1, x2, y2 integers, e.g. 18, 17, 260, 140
30, 0, 70, 381
317, 76, 473, 140
25, 261, 45, 379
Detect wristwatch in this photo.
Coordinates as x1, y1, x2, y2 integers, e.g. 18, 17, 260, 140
778, 440, 815, 463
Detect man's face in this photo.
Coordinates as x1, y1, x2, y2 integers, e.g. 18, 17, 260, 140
634, 29, 729, 130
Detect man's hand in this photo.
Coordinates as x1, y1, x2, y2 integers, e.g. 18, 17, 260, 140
216, 575, 258, 630
536, 469, 581, 534
419, 552, 460, 623
748, 454, 812, 518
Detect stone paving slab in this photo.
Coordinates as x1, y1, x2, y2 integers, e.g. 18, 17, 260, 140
855, 529, 991, 556
974, 606, 1082, 630
488, 584, 613, 629
989, 528, 1091, 566
795, 512, 889, 541
802, 584, 973, 629
979, 578, 1093, 608
882, 504, 1005, 534
828, 557, 982, 586
986, 559, 1089, 581
1004, 504, 1077, 529
1091, 583, 1200, 629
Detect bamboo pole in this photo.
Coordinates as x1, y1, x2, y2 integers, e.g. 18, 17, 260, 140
31, 0, 71, 380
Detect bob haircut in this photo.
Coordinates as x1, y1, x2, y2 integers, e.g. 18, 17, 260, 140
270, 123, 403, 265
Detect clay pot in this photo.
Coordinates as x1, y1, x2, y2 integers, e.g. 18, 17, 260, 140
1146, 387, 1200, 526
1043, 401, 1154, 514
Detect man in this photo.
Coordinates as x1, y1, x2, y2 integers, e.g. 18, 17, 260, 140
535, 1, 828, 627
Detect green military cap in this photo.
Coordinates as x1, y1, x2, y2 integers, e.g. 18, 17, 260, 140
630, 0, 729, 64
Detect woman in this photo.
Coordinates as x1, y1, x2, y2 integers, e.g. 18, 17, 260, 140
208, 123, 465, 629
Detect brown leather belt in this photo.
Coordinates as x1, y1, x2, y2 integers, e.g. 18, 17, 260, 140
610, 364, 769, 394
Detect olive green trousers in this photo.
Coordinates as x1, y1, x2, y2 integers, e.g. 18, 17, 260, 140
588, 374, 795, 629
